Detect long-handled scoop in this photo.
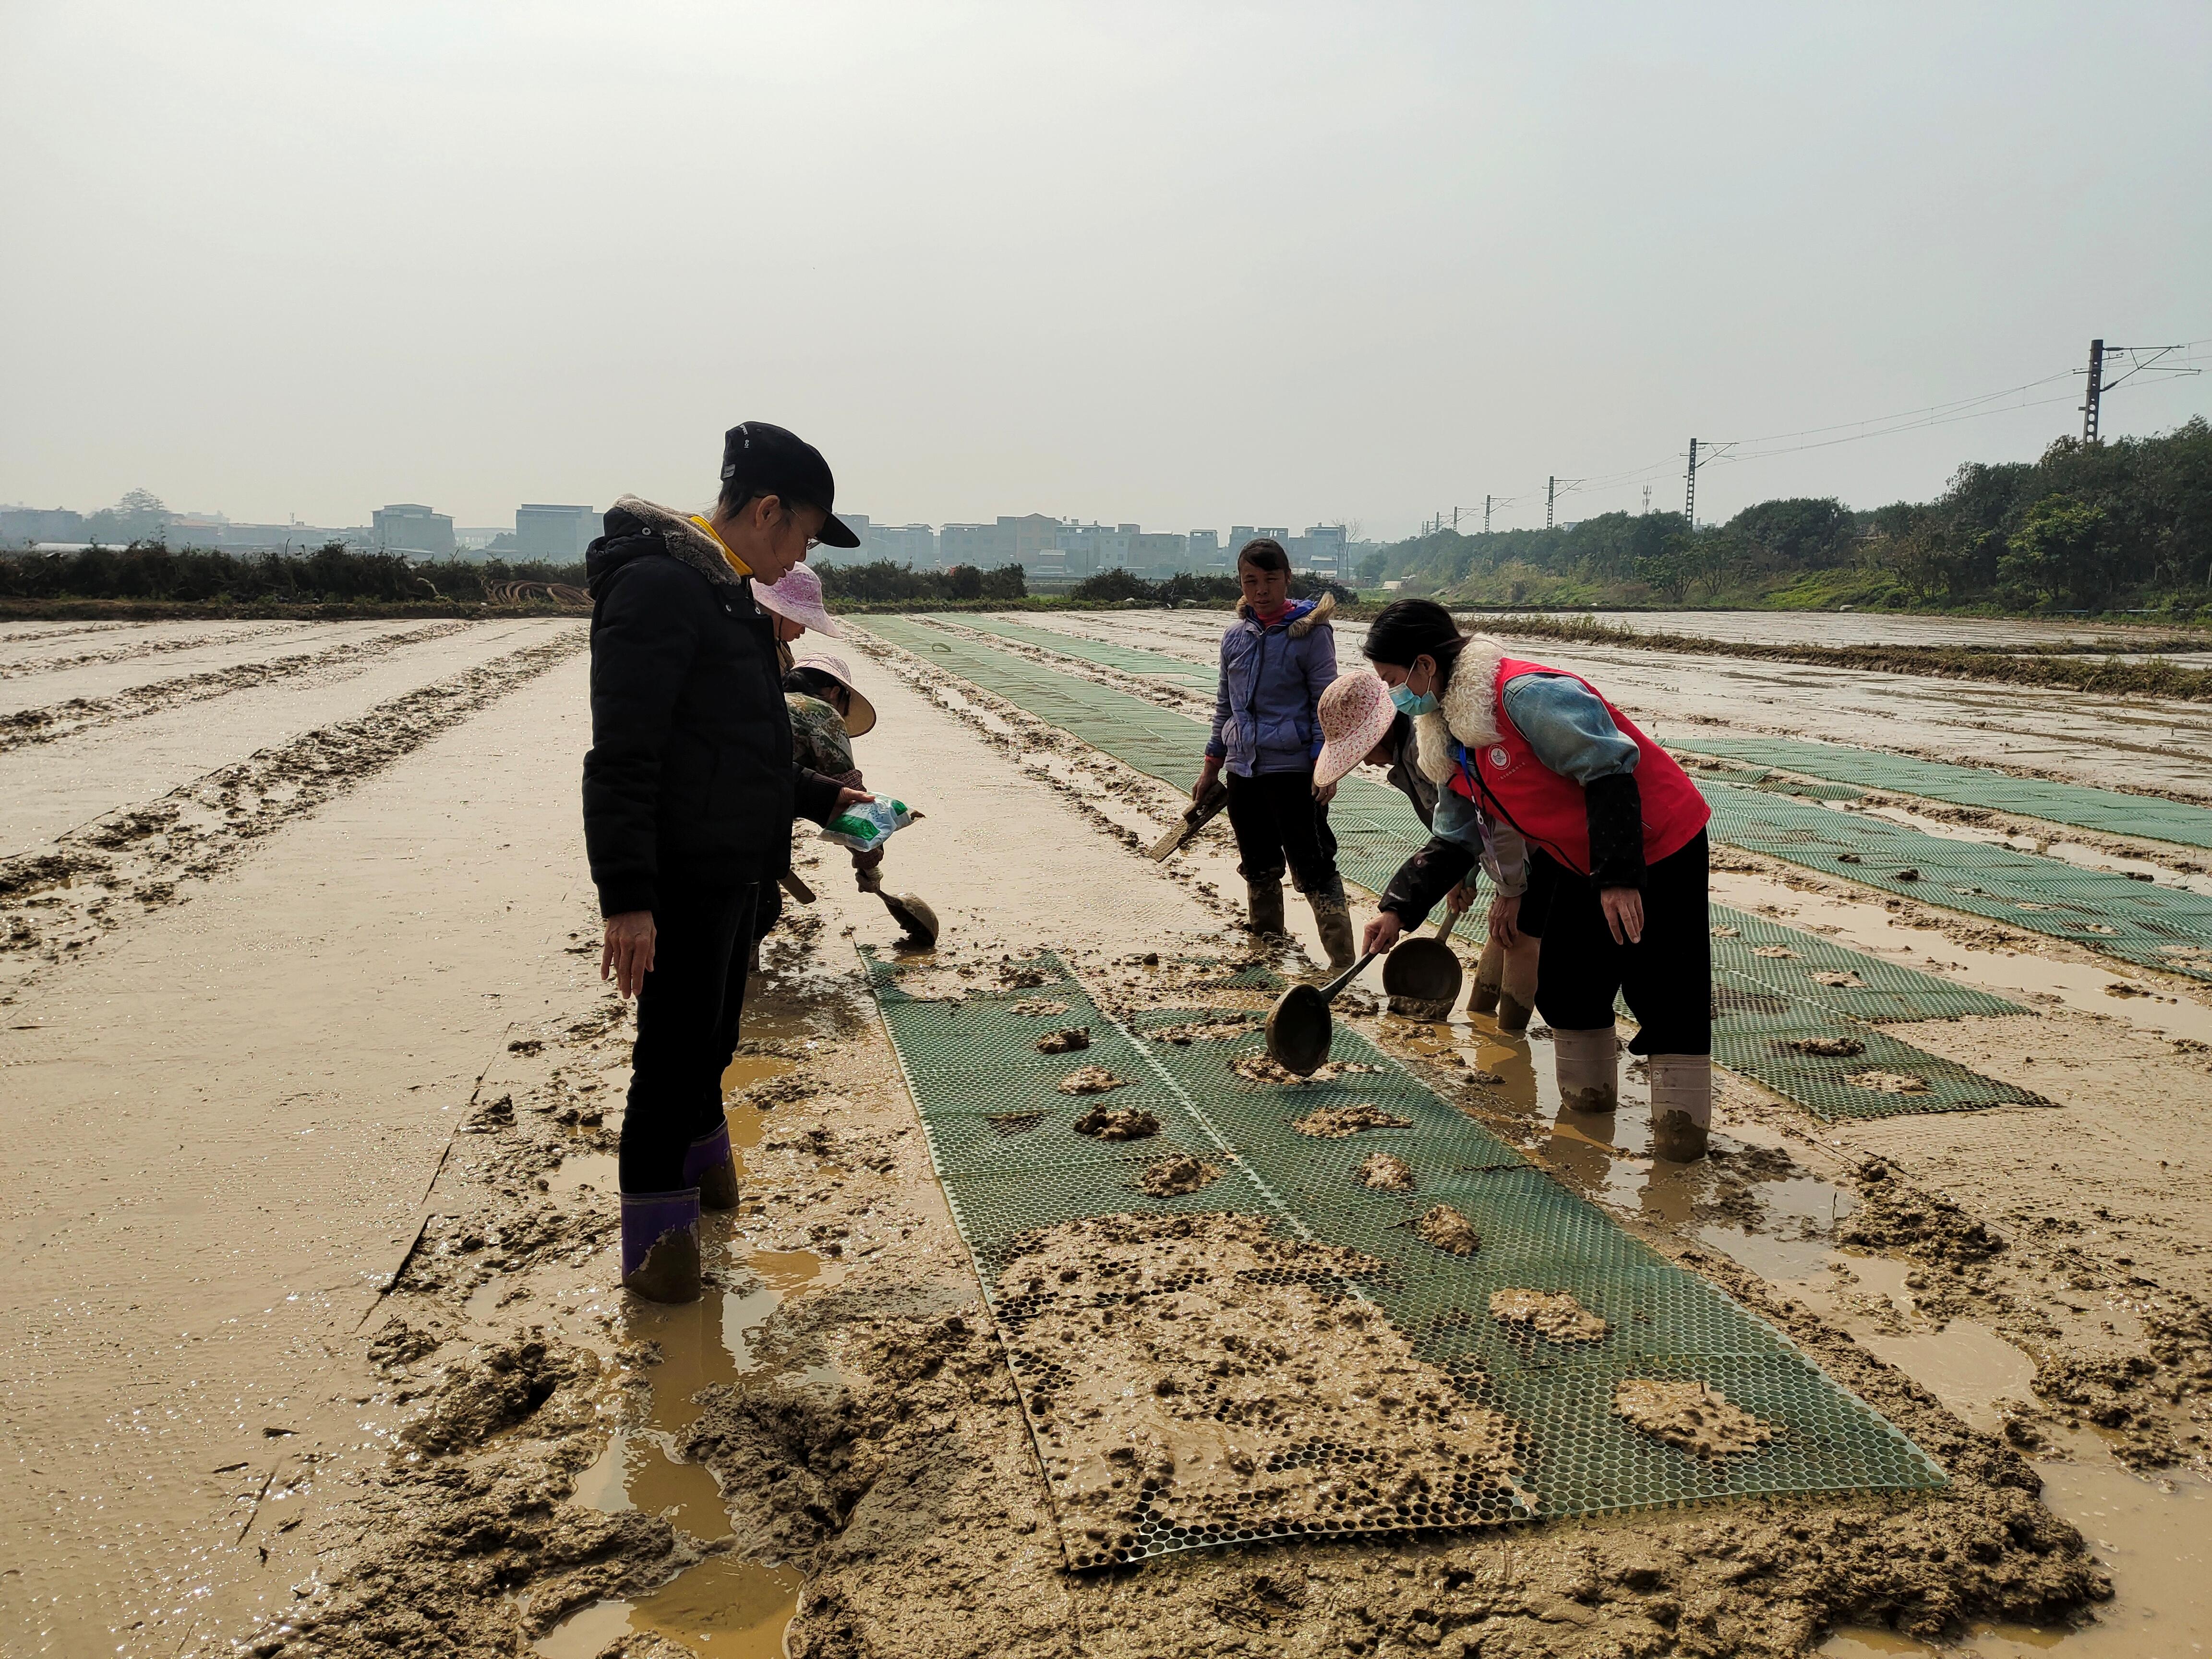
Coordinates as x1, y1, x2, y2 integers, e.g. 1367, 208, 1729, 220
1264, 952, 1380, 1076
1381, 913, 1465, 1014
858, 865, 939, 948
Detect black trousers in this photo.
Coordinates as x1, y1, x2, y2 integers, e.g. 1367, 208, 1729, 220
1225, 768, 1339, 894
620, 877, 758, 1194
1526, 831, 1710, 1056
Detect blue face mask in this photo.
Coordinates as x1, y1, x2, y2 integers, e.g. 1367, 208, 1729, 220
1390, 681, 1439, 717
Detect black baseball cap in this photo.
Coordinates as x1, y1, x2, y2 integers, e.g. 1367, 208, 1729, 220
720, 421, 860, 548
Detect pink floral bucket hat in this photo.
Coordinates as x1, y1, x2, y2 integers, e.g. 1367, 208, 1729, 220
1314, 671, 1399, 790
755, 563, 840, 637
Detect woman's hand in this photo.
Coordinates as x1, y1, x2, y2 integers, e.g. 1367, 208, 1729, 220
1599, 886, 1645, 946
1486, 892, 1520, 947
834, 786, 873, 814
1362, 910, 1405, 956
1194, 757, 1223, 804
601, 910, 657, 999
1313, 778, 1338, 804
1444, 881, 1476, 917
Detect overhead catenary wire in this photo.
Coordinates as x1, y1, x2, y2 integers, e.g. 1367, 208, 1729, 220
1452, 335, 2211, 530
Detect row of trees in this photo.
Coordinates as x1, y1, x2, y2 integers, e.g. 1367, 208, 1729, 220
814, 560, 1028, 603
1382, 418, 2212, 612
0, 541, 589, 603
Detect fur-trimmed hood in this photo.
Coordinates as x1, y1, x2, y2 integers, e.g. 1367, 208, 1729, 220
1232, 591, 1334, 637
1415, 633, 1507, 784
586, 494, 748, 595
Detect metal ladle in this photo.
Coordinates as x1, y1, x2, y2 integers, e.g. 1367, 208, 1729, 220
1264, 952, 1380, 1076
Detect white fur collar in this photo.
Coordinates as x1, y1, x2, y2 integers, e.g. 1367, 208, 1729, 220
1415, 634, 1506, 783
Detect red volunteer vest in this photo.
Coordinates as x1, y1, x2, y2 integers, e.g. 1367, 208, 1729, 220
1447, 656, 1709, 876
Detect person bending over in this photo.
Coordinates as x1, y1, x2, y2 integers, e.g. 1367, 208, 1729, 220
1360, 599, 1717, 1160
1311, 671, 1541, 1030
1192, 538, 1354, 970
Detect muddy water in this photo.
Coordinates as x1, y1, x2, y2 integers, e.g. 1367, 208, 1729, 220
1823, 1459, 2212, 1657
535, 1045, 838, 1659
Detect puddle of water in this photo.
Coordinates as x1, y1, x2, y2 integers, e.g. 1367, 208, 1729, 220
546, 1150, 619, 1202
1784, 1252, 2037, 1434
574, 1431, 726, 1537
532, 1553, 805, 1659
1822, 1458, 2212, 1658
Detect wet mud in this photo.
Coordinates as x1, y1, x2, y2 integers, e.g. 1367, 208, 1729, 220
1071, 1104, 1160, 1140
1490, 1287, 1609, 1344
27, 617, 2212, 1657
1357, 1151, 1414, 1190
1139, 1154, 1221, 1196
1613, 1379, 1779, 1459
991, 1212, 1529, 1568
1416, 1203, 1482, 1255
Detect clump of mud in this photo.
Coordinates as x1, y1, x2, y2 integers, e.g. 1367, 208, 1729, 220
1490, 1288, 1608, 1344
1150, 1013, 1258, 1045
1386, 995, 1455, 1020
1815, 970, 1867, 988
1783, 1035, 1867, 1058
1358, 1152, 1414, 1190
1035, 1026, 1091, 1055
1230, 1054, 1381, 1087
1416, 1204, 1480, 1255
1073, 1106, 1160, 1141
1293, 1103, 1412, 1139
1847, 1069, 1931, 1094
1010, 998, 1069, 1017
1752, 945, 1800, 959
1059, 1065, 1127, 1094
1139, 1154, 1220, 1196
1613, 1379, 1777, 1458
994, 1212, 1527, 1568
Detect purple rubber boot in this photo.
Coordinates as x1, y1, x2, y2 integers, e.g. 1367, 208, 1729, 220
684, 1120, 741, 1212
620, 1189, 702, 1303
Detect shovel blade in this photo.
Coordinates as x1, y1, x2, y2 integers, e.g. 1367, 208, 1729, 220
882, 891, 939, 947
1264, 983, 1333, 1076
1382, 936, 1463, 1005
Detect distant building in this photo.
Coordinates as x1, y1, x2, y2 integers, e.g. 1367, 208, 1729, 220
998, 514, 1059, 567
373, 504, 456, 559
0, 506, 88, 546
1292, 524, 1348, 577
516, 504, 599, 561
938, 523, 1001, 567
170, 519, 372, 552
1189, 530, 1223, 570
867, 523, 939, 567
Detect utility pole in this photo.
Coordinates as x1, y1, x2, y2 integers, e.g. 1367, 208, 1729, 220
1485, 495, 1492, 534
1452, 506, 1460, 532
1642, 484, 1652, 516
1547, 476, 1556, 529
1684, 438, 1698, 526
2081, 338, 2106, 443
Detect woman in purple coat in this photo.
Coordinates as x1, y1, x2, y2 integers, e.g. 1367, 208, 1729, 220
1193, 538, 1353, 969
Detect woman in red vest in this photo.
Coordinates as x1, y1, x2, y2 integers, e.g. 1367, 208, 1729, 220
1360, 600, 1716, 1161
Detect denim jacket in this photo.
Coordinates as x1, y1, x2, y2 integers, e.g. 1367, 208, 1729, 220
1205, 594, 1337, 776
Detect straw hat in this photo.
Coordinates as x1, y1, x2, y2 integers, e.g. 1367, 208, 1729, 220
789, 650, 878, 737
1314, 671, 1398, 790
754, 563, 840, 637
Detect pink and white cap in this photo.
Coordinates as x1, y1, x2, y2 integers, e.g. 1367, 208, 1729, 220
754, 563, 840, 637
1314, 671, 1400, 790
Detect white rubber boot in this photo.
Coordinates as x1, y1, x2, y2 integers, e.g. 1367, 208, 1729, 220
1648, 1053, 1712, 1162
1554, 1026, 1619, 1113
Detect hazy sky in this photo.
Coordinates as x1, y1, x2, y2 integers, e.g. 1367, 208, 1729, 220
4, 1, 2207, 539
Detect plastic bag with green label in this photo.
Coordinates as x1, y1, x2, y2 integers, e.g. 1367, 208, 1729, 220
820, 794, 922, 853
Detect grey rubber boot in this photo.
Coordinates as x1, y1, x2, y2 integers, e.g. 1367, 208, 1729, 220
1309, 878, 1357, 973
1554, 1026, 1619, 1113
1496, 939, 1539, 1034
1468, 938, 1504, 1014
1246, 879, 1286, 937
1648, 1053, 1713, 1162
